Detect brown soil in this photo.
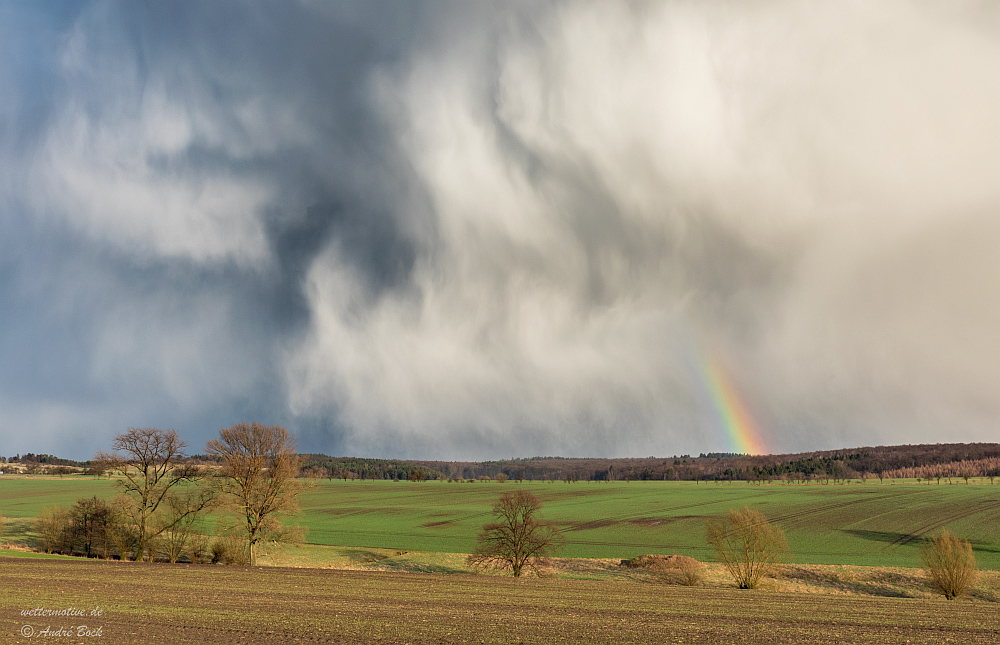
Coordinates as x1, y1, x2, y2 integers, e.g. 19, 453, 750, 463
2, 557, 998, 644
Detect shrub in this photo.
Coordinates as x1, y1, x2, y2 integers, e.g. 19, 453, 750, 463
662, 556, 705, 586
104, 498, 139, 561
144, 533, 165, 562
211, 534, 249, 565
189, 535, 212, 564
620, 554, 705, 586
34, 505, 73, 554
706, 506, 788, 589
922, 529, 978, 600
620, 554, 671, 570
210, 517, 250, 565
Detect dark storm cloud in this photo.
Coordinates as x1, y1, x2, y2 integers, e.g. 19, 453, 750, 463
0, 0, 427, 458
3, 1, 1000, 460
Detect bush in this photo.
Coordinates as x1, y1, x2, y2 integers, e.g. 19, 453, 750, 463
706, 506, 788, 589
210, 517, 249, 565
673, 557, 705, 586
620, 554, 705, 586
922, 529, 978, 600
144, 533, 165, 562
34, 505, 73, 554
189, 535, 212, 564
104, 502, 139, 561
211, 534, 249, 565
621, 554, 672, 570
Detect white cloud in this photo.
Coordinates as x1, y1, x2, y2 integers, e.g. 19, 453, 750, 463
287, 1, 1000, 457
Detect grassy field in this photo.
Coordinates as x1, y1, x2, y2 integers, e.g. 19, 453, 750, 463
295, 479, 1000, 568
0, 477, 116, 517
2, 557, 998, 644
2, 476, 999, 569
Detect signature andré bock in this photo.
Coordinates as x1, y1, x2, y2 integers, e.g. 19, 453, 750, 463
19, 607, 105, 639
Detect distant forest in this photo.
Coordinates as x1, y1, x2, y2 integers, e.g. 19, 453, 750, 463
6, 443, 998, 484
329, 443, 1000, 483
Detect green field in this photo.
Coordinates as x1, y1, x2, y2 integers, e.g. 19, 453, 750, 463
0, 478, 116, 517
2, 476, 999, 569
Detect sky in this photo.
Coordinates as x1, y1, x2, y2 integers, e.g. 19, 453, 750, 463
2, 1, 1000, 461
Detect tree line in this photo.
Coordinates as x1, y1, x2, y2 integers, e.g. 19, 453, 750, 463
404, 443, 1000, 483
6, 442, 1000, 484
0, 453, 76, 465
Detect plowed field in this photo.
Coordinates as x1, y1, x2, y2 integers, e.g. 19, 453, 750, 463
2, 558, 997, 644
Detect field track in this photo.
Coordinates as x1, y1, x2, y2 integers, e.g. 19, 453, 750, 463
883, 499, 1000, 548
2, 557, 998, 644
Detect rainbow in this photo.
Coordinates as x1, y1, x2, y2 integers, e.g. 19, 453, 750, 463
684, 341, 767, 456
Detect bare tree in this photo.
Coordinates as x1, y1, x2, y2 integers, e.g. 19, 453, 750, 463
467, 490, 563, 577
68, 496, 115, 559
85, 462, 107, 479
922, 529, 978, 600
706, 506, 789, 589
206, 422, 304, 566
96, 428, 205, 561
